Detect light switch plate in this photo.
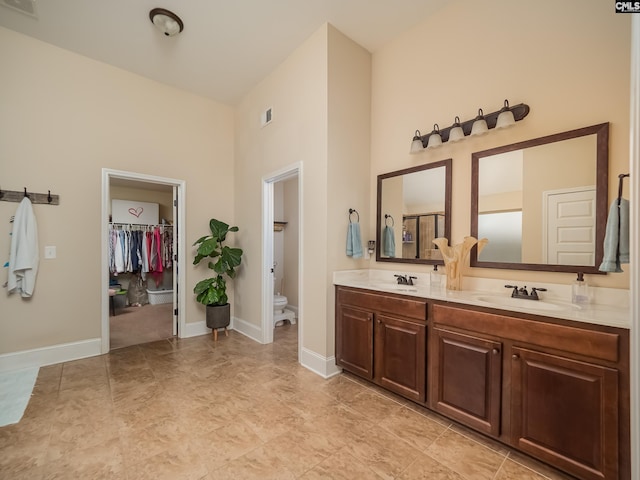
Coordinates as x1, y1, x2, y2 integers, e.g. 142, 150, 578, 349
44, 246, 56, 259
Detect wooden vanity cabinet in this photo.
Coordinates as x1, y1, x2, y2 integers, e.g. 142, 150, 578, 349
431, 304, 629, 480
430, 327, 502, 436
335, 286, 428, 402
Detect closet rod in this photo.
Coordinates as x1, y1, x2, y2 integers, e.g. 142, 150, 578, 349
109, 222, 173, 227
0, 187, 59, 205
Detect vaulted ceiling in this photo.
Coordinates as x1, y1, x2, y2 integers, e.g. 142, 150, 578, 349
0, 0, 449, 105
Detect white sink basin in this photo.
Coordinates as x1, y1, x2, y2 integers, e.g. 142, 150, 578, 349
473, 295, 578, 312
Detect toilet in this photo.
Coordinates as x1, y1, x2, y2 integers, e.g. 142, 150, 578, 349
273, 294, 296, 327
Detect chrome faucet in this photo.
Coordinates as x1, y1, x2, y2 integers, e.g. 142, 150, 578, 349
505, 285, 547, 300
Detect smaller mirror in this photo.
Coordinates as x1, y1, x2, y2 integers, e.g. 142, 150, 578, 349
377, 159, 452, 264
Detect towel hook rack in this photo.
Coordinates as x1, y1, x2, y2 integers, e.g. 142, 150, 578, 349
384, 214, 395, 227
348, 208, 359, 223
617, 173, 630, 204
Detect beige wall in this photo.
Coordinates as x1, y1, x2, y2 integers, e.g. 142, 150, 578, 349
0, 27, 234, 354
370, 0, 630, 288
234, 24, 371, 358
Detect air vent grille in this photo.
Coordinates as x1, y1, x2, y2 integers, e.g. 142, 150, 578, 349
1, 0, 38, 18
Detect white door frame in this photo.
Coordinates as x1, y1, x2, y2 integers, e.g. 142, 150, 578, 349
629, 14, 639, 479
262, 162, 302, 356
101, 168, 186, 354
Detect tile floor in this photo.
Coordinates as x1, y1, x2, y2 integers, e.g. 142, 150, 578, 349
0, 325, 577, 479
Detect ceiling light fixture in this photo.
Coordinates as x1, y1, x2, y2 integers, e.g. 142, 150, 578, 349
409, 99, 530, 153
149, 8, 184, 37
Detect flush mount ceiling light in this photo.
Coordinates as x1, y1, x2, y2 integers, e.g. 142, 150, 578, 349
149, 8, 184, 37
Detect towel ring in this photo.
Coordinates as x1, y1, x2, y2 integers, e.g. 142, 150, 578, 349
384, 214, 394, 227
348, 208, 359, 223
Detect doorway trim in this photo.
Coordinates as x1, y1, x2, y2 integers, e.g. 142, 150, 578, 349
101, 168, 186, 354
262, 162, 302, 357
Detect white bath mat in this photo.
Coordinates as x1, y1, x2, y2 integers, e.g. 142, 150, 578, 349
0, 367, 39, 427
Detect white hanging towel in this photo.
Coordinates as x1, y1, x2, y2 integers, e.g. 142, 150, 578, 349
7, 197, 39, 297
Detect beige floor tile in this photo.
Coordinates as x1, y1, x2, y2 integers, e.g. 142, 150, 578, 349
426, 428, 506, 480
378, 406, 448, 452
209, 445, 297, 479
300, 447, 385, 479
127, 443, 208, 480
397, 453, 466, 479
495, 458, 551, 479
0, 323, 579, 480
190, 420, 264, 472
342, 424, 422, 480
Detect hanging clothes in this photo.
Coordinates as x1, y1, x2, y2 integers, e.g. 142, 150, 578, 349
108, 224, 173, 276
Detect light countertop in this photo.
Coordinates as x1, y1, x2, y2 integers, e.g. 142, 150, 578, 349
333, 269, 631, 330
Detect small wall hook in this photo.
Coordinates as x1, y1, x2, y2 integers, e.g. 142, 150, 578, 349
47, 190, 52, 203
24, 187, 28, 198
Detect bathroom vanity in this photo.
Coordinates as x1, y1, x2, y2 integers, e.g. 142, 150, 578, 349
334, 276, 630, 480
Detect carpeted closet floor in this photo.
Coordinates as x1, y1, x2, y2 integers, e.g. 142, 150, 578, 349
110, 303, 174, 350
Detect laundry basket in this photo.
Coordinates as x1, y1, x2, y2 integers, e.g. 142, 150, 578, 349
146, 288, 173, 305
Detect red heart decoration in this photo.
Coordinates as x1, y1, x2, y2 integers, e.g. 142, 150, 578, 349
128, 207, 144, 218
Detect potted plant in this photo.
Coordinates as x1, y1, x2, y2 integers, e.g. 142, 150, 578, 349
193, 218, 243, 339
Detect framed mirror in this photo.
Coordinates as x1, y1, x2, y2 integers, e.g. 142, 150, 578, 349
470, 123, 609, 273
377, 159, 452, 264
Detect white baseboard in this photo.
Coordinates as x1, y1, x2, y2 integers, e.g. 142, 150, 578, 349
0, 338, 102, 373
181, 320, 211, 338
300, 347, 342, 379
231, 317, 263, 343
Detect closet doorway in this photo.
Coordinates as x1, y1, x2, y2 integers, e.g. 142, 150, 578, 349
101, 169, 186, 354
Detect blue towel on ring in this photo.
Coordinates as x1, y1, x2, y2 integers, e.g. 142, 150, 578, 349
383, 226, 395, 257
599, 198, 629, 272
346, 222, 363, 258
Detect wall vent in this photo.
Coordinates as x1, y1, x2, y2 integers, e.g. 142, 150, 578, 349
261, 107, 273, 127
1, 0, 38, 18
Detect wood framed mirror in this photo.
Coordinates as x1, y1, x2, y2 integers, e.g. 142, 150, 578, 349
470, 123, 609, 273
377, 159, 452, 265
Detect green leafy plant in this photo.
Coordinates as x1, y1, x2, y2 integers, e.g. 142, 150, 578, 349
193, 219, 243, 306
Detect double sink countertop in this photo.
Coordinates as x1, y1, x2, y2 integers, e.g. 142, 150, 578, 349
333, 269, 631, 329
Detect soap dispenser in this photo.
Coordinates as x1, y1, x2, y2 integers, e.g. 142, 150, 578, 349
571, 272, 590, 305
430, 264, 445, 288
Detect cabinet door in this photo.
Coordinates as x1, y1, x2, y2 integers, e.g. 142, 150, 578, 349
511, 347, 619, 480
431, 328, 502, 436
375, 314, 426, 402
336, 305, 374, 379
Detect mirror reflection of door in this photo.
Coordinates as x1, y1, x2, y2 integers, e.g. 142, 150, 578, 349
543, 187, 596, 265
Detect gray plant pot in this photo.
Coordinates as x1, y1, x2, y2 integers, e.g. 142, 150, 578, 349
206, 303, 230, 330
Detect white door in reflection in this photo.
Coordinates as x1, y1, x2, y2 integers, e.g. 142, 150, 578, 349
544, 187, 596, 265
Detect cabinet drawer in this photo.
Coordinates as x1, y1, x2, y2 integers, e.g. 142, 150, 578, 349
433, 305, 619, 363
338, 287, 427, 322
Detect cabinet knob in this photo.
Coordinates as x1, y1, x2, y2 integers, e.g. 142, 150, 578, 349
492, 348, 500, 355
377, 319, 382, 324
512, 354, 520, 360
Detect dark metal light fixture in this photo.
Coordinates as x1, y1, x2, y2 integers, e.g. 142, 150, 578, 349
149, 8, 184, 37
409, 99, 530, 153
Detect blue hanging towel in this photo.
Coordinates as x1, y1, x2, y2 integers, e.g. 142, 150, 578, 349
346, 222, 363, 258
383, 226, 396, 257
599, 198, 629, 272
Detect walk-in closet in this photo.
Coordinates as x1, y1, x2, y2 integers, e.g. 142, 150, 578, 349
108, 179, 175, 350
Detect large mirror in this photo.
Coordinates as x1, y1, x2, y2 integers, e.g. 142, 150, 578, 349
470, 123, 609, 273
377, 159, 452, 264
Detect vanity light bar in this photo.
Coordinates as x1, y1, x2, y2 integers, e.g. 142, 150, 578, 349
410, 100, 530, 153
